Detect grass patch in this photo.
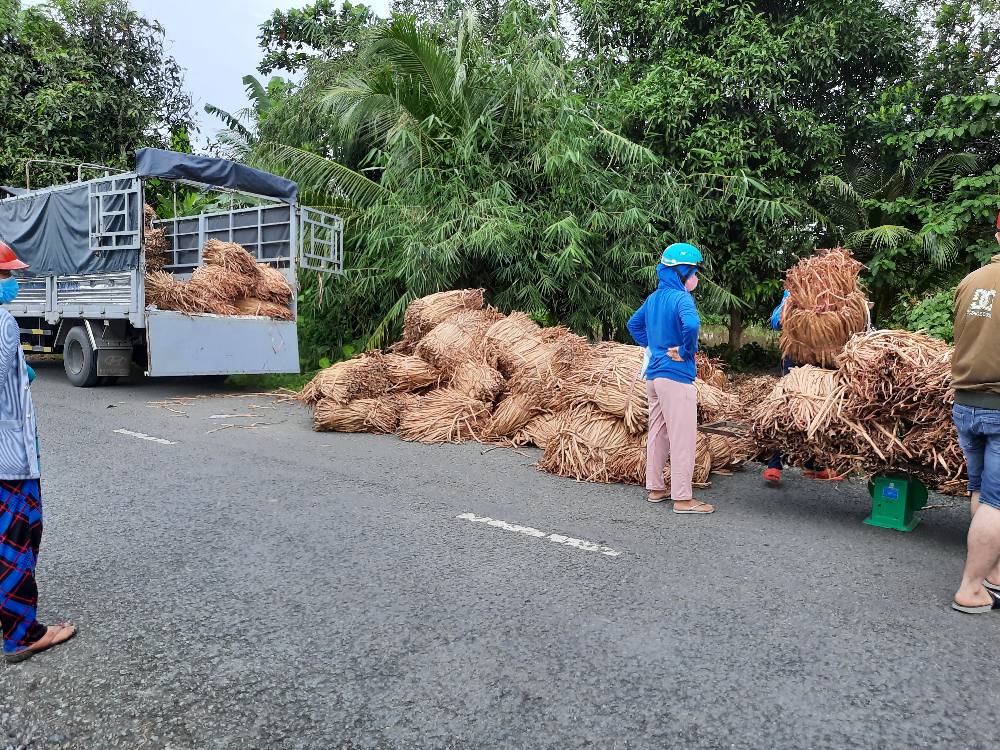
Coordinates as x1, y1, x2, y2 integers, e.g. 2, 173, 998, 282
226, 371, 317, 392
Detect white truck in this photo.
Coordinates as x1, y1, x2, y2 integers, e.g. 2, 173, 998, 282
0, 148, 341, 386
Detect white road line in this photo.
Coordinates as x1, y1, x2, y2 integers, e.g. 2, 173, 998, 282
114, 429, 178, 446
456, 512, 622, 558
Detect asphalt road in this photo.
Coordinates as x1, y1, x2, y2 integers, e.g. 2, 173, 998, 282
1, 363, 997, 750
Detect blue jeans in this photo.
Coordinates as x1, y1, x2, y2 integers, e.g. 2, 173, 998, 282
952, 404, 1000, 511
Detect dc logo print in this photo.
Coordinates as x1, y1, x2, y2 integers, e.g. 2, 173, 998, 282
968, 288, 997, 318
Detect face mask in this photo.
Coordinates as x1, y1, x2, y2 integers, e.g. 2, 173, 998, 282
684, 274, 699, 292
0, 276, 19, 304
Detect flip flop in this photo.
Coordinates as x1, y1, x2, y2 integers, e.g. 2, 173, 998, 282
951, 590, 1000, 614
984, 579, 1000, 594
673, 501, 715, 515
646, 494, 671, 504
4, 622, 77, 664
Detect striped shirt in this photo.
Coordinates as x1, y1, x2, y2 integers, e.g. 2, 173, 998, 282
0, 309, 39, 479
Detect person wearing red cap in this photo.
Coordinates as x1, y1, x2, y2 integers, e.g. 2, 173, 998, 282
949, 211, 1000, 613
0, 239, 77, 661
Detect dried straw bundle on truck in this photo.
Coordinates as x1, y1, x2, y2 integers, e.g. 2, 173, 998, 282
188, 264, 256, 302
779, 248, 870, 368
564, 342, 647, 434
401, 289, 485, 348
202, 239, 261, 277
538, 406, 632, 483
837, 330, 953, 424
397, 389, 493, 443
448, 360, 505, 403
313, 396, 401, 434
299, 353, 391, 405
143, 203, 157, 228
255, 264, 294, 305
144, 271, 188, 311
695, 351, 728, 389
234, 297, 295, 321
415, 308, 503, 373
384, 354, 440, 392
143, 228, 171, 272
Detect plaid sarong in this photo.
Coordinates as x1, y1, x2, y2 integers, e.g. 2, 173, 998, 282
0, 480, 45, 654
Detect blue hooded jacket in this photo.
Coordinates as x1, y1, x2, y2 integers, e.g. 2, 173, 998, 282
627, 264, 700, 384
770, 291, 790, 331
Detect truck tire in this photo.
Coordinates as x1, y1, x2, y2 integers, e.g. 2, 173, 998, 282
63, 327, 99, 387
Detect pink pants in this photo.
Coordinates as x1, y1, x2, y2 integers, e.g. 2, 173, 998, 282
645, 378, 697, 500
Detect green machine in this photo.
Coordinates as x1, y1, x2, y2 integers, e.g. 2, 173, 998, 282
865, 474, 929, 532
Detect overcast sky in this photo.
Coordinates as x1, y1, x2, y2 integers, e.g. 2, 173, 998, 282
26, 0, 392, 149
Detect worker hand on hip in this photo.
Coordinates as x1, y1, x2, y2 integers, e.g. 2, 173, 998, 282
667, 346, 683, 362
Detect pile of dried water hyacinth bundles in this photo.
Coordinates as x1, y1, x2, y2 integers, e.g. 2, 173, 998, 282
300, 289, 756, 487
142, 204, 294, 321
779, 248, 870, 368
752, 329, 965, 494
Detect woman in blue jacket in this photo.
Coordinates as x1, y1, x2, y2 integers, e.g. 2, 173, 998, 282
627, 243, 715, 514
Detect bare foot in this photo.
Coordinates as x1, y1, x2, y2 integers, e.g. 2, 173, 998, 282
5, 622, 77, 663
953, 586, 994, 609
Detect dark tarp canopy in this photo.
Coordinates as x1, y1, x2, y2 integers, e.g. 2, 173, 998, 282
135, 148, 298, 204
0, 181, 139, 277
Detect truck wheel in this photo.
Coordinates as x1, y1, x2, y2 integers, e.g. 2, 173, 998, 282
63, 327, 99, 387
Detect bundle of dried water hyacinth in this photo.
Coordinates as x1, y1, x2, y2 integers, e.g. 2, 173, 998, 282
400, 289, 485, 349
313, 396, 402, 434
779, 248, 870, 368
384, 354, 440, 392
538, 405, 633, 483
415, 309, 504, 373
299, 353, 391, 405
397, 389, 493, 444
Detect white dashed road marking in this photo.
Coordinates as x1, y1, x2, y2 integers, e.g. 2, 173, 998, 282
457, 512, 622, 557
114, 429, 178, 446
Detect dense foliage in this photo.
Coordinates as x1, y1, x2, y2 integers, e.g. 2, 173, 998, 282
0, 0, 193, 187
248, 6, 798, 360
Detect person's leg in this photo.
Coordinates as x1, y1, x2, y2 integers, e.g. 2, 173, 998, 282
0, 481, 46, 654
767, 453, 783, 470
660, 379, 712, 512
645, 380, 670, 501
954, 505, 1000, 607
954, 409, 1000, 608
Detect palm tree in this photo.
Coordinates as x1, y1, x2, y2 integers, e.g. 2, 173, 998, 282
205, 75, 286, 160
820, 151, 978, 316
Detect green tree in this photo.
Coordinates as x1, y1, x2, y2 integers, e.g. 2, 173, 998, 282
0, 0, 194, 187
257, 0, 379, 75
250, 5, 793, 362
573, 0, 916, 345
820, 0, 1000, 317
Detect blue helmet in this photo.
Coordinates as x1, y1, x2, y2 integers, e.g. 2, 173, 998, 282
660, 242, 703, 267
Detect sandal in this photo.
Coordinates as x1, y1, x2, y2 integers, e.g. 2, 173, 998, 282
673, 501, 715, 515
646, 492, 671, 504
4, 622, 77, 664
984, 579, 1000, 594
951, 590, 1000, 614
